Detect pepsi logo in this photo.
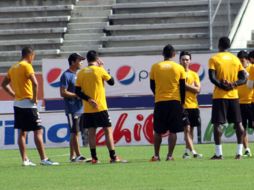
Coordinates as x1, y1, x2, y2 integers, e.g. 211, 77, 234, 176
47, 68, 62, 88
189, 63, 205, 81
116, 65, 136, 85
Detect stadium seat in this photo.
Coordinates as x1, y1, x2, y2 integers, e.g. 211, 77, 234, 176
0, 1, 73, 73
100, 0, 244, 55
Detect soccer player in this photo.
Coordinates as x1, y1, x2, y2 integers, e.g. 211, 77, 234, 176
149, 44, 186, 161
208, 37, 246, 160
75, 50, 123, 164
60, 53, 89, 162
179, 51, 203, 159
1, 47, 59, 166
237, 50, 253, 157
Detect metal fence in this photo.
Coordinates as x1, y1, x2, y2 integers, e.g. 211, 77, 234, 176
208, 0, 249, 50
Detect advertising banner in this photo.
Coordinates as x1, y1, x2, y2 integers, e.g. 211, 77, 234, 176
42, 54, 213, 99
1, 108, 252, 149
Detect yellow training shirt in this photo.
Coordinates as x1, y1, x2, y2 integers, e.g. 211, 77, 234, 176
150, 60, 186, 103
237, 65, 253, 104
7, 60, 34, 100
208, 52, 244, 99
248, 65, 254, 103
184, 70, 200, 109
76, 65, 111, 113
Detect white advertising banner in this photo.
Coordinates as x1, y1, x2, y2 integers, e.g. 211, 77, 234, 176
1, 108, 253, 149
42, 54, 213, 99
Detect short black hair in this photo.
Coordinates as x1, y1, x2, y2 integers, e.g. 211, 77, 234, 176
218, 37, 231, 50
162, 44, 175, 59
86, 50, 99, 62
237, 50, 248, 59
68, 53, 85, 66
249, 50, 254, 59
180, 51, 192, 60
21, 47, 33, 58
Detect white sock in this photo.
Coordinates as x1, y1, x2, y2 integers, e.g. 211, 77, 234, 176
185, 148, 191, 154
236, 144, 243, 155
215, 145, 222, 156
191, 150, 197, 155
246, 147, 251, 152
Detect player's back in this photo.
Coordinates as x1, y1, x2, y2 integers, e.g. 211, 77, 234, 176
150, 60, 185, 102
209, 52, 243, 99
76, 65, 110, 113
210, 52, 241, 82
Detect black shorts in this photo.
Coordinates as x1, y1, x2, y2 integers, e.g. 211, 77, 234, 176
211, 99, 242, 124
81, 111, 111, 128
66, 113, 82, 133
14, 106, 42, 131
153, 100, 184, 134
240, 104, 253, 129
183, 109, 201, 128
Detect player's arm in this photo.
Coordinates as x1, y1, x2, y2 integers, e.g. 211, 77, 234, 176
29, 73, 38, 104
208, 69, 230, 90
106, 77, 115, 86
75, 87, 90, 101
185, 82, 200, 94
60, 87, 78, 98
180, 79, 185, 105
75, 87, 98, 109
234, 70, 247, 87
1, 76, 15, 98
150, 79, 155, 95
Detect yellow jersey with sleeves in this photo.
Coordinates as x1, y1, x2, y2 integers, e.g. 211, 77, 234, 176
208, 52, 244, 99
76, 65, 111, 113
7, 60, 34, 100
184, 70, 200, 109
150, 60, 186, 103
237, 65, 253, 104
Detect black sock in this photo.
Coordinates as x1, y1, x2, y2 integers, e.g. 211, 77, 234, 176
90, 148, 97, 160
109, 150, 116, 159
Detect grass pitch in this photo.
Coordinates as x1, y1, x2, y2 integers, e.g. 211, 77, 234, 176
0, 143, 254, 190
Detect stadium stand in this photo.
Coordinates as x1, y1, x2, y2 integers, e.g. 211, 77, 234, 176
59, 0, 115, 57
0, 0, 78, 73
0, 0, 249, 73
100, 0, 244, 56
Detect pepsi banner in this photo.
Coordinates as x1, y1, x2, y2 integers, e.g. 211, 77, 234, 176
42, 54, 212, 99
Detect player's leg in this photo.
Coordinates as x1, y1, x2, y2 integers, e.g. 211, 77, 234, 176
71, 115, 85, 161
154, 132, 162, 159
67, 114, 76, 160
182, 110, 192, 158
188, 109, 202, 158
88, 127, 98, 162
234, 122, 244, 159
150, 102, 165, 161
228, 99, 243, 159
18, 130, 28, 161
183, 125, 193, 159
166, 132, 176, 160
34, 128, 46, 160
166, 100, 184, 160
211, 99, 226, 160
240, 105, 251, 156
15, 107, 37, 166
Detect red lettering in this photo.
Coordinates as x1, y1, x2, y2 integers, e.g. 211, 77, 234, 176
134, 123, 142, 141
142, 114, 154, 144
113, 113, 132, 144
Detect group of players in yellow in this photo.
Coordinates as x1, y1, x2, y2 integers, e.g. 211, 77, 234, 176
1, 36, 254, 166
